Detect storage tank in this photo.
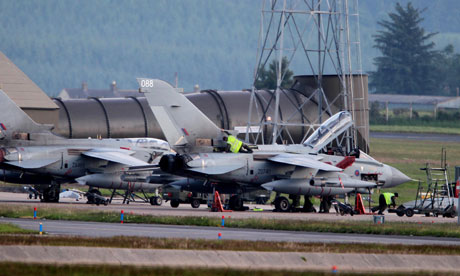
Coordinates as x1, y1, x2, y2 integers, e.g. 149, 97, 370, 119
52, 75, 368, 151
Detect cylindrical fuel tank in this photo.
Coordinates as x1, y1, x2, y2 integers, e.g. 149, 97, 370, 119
51, 75, 368, 150
53, 90, 325, 143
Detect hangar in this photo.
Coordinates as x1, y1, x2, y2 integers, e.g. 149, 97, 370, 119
0, 51, 59, 126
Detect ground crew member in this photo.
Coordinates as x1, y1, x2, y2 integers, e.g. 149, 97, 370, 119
372, 192, 398, 215
223, 136, 252, 153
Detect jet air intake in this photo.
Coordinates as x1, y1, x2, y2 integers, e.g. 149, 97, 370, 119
159, 154, 186, 173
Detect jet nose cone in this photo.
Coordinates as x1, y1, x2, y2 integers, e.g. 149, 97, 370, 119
261, 183, 275, 191
386, 166, 411, 188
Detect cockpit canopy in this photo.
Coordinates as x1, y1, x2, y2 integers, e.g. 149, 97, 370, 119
303, 111, 353, 152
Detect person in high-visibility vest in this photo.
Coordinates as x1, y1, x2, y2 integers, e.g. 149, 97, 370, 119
223, 136, 252, 153
372, 192, 398, 215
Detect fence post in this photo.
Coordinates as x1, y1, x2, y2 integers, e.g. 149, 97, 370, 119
409, 102, 413, 120
385, 101, 389, 122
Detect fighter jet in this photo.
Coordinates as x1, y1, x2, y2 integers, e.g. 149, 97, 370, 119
138, 78, 410, 211
0, 89, 171, 203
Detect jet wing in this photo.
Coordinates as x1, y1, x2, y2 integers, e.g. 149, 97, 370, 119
187, 163, 245, 175
82, 150, 149, 167
6, 158, 60, 169
268, 153, 342, 172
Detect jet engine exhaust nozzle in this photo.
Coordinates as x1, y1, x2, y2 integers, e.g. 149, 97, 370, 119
159, 154, 185, 173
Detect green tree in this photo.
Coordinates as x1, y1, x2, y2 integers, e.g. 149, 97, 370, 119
254, 57, 294, 90
370, 2, 438, 95
434, 44, 460, 96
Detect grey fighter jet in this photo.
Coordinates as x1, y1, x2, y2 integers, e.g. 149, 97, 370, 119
138, 78, 410, 211
0, 89, 171, 203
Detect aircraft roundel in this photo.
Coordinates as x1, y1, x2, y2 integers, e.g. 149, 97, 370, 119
354, 170, 360, 176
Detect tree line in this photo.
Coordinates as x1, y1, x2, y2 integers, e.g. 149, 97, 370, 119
370, 2, 460, 96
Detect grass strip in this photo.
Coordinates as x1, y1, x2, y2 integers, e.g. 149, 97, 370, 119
0, 223, 36, 234
370, 124, 460, 135
2, 235, 460, 255
1, 204, 460, 238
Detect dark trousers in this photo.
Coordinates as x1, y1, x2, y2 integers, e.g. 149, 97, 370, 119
371, 194, 387, 214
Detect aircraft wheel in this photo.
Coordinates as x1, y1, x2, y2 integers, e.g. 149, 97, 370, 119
150, 196, 162, 206
170, 199, 180, 208
405, 208, 414, 217
396, 210, 405, 217
275, 197, 290, 212
154, 196, 162, 206
191, 199, 201, 208
103, 200, 109, 206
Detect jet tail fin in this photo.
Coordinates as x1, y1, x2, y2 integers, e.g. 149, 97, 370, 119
138, 78, 223, 152
0, 89, 53, 141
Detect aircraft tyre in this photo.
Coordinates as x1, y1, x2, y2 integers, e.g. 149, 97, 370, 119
191, 198, 201, 208
405, 208, 414, 217
170, 199, 180, 208
229, 195, 244, 211
150, 196, 162, 206
275, 196, 291, 212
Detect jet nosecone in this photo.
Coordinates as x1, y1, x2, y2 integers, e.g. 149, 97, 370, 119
383, 165, 411, 188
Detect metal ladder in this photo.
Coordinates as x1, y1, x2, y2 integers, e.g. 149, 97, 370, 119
418, 148, 454, 215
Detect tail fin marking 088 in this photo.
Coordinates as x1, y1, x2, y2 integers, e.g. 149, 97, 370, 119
138, 78, 223, 151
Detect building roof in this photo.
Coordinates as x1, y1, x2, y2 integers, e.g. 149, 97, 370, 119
0, 51, 58, 109
369, 94, 453, 105
58, 82, 140, 99
436, 97, 460, 109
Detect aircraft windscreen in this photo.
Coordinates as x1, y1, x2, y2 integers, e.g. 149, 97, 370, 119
128, 138, 170, 151
303, 111, 353, 151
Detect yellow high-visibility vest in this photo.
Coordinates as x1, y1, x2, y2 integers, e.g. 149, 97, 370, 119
383, 193, 395, 205
227, 135, 243, 153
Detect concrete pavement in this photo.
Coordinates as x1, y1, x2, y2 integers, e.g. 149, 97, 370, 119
0, 245, 459, 273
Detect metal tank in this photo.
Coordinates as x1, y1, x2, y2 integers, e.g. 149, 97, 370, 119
52, 75, 368, 151
52, 90, 323, 143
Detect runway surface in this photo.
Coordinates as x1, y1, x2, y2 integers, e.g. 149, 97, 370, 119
3, 217, 460, 246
